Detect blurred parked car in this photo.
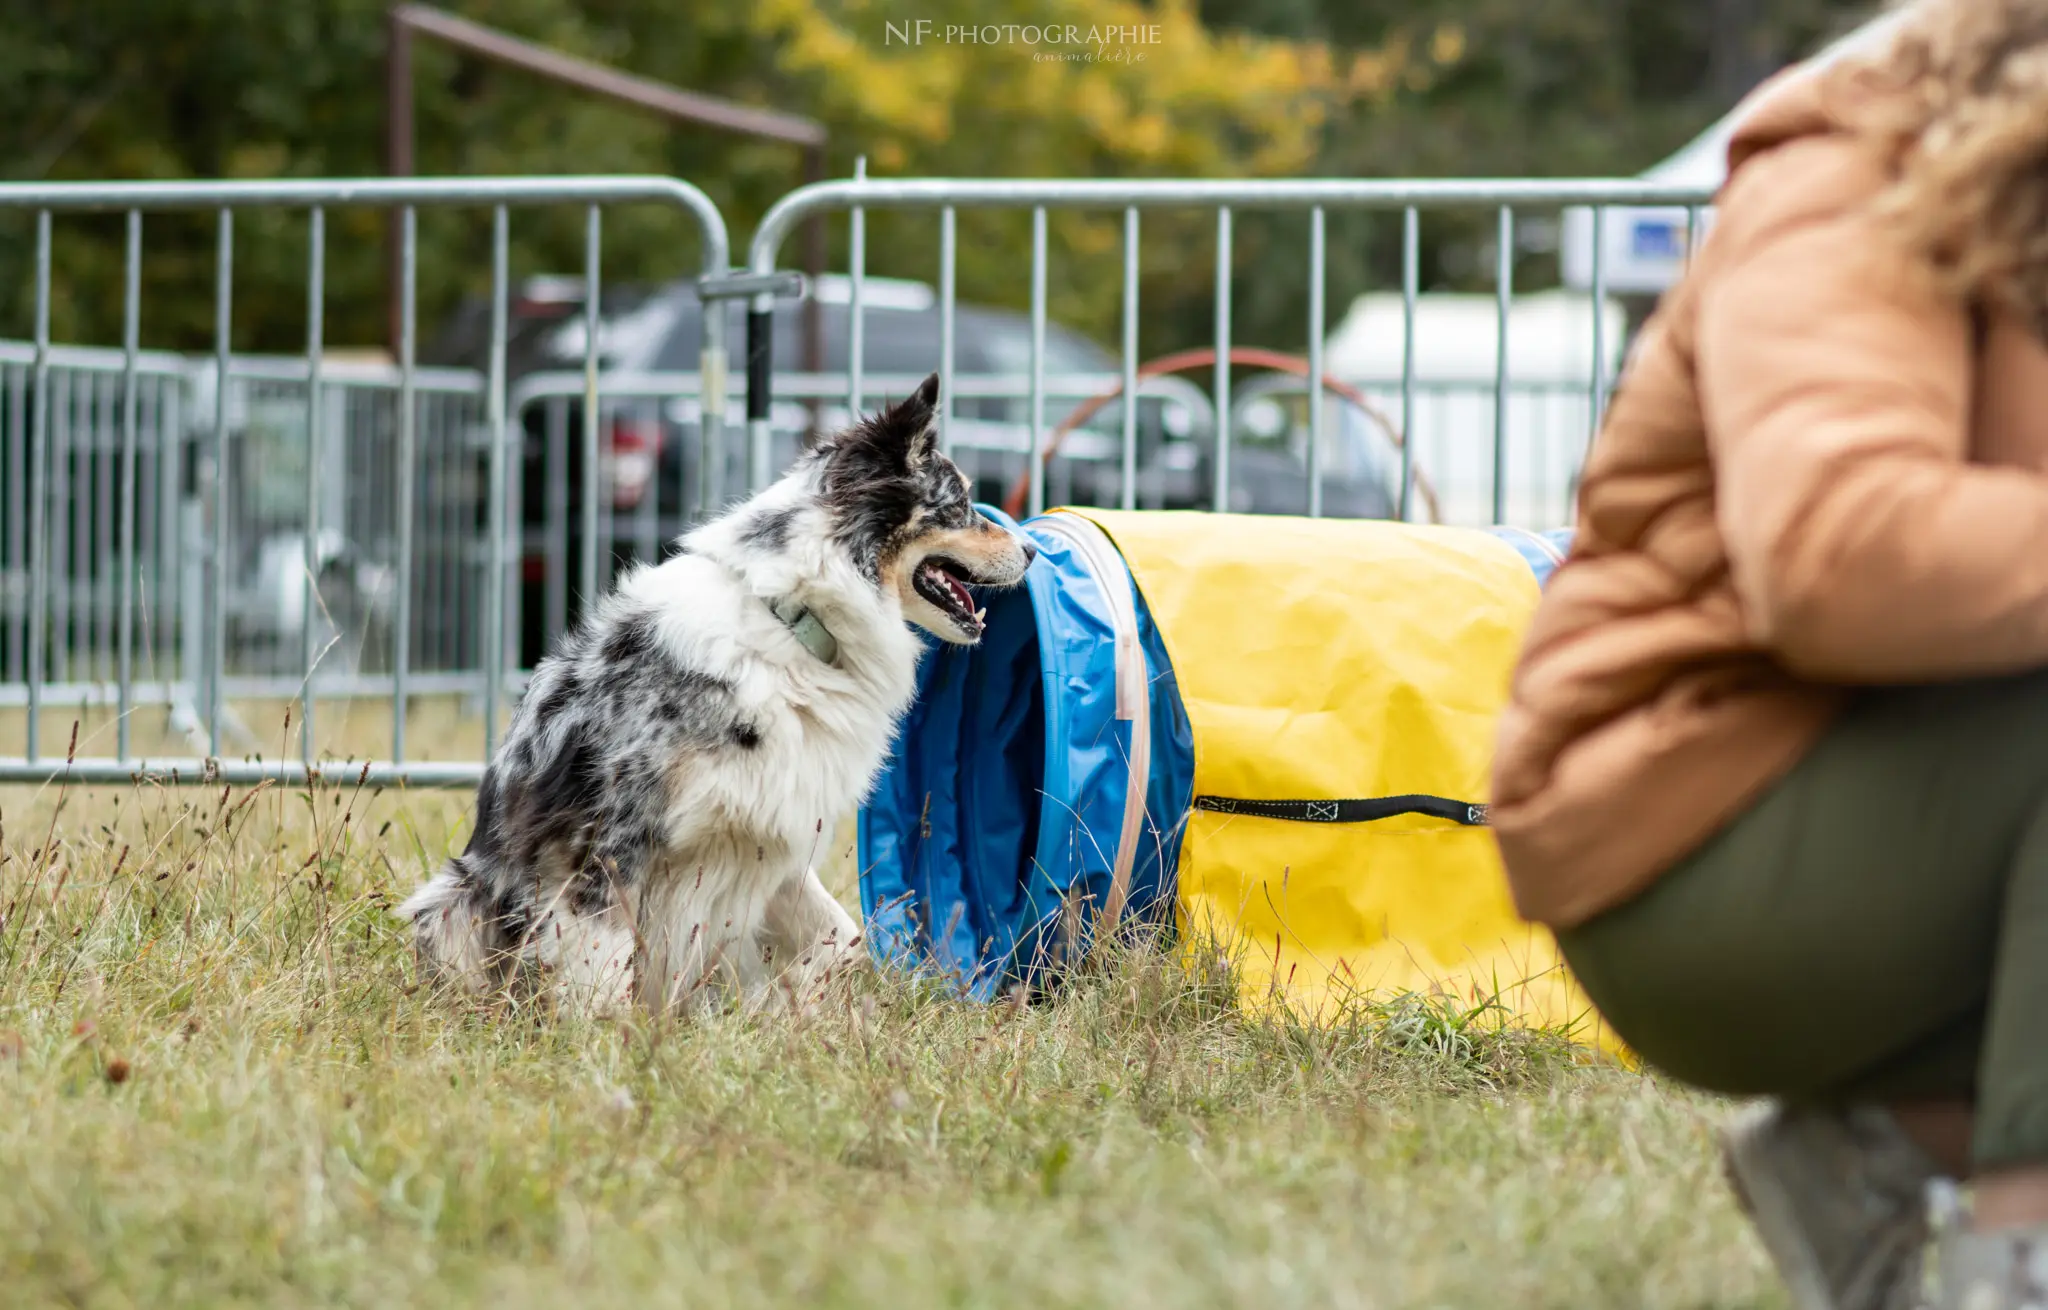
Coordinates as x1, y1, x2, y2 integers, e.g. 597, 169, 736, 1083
430, 274, 1404, 664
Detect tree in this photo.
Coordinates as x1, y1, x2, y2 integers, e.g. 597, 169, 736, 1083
739, 0, 1395, 363
0, 0, 772, 350
1186, 0, 1878, 352
0, 0, 1360, 361
0, 0, 1880, 365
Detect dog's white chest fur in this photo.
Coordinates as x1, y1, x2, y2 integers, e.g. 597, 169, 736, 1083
636, 551, 917, 851
620, 555, 918, 1011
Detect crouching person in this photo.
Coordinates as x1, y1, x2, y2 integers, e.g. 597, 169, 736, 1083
1490, 2, 2048, 1307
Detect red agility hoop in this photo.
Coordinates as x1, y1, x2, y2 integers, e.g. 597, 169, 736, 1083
999, 346, 1442, 523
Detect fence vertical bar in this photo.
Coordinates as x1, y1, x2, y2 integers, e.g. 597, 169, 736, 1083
418, 396, 438, 674
1120, 206, 1139, 513
300, 207, 325, 767
66, 377, 82, 685
1026, 206, 1048, 518
438, 399, 455, 673
66, 377, 83, 684
117, 210, 142, 762
209, 208, 233, 759
702, 310, 727, 518
938, 205, 956, 455
450, 398, 467, 668
392, 205, 417, 763
1398, 206, 1419, 523
1590, 204, 1609, 436
1307, 206, 1327, 519
155, 379, 175, 686
6, 367, 24, 685
484, 205, 510, 757
504, 388, 526, 671
848, 156, 866, 424
91, 376, 108, 679
545, 399, 568, 646
71, 374, 92, 681
102, 378, 119, 681
581, 205, 602, 615
99, 384, 116, 686
634, 440, 658, 565
1213, 207, 1233, 513
26, 211, 51, 762
698, 238, 727, 525
1493, 205, 1514, 526
162, 380, 183, 690
93, 374, 114, 684
50, 371, 69, 687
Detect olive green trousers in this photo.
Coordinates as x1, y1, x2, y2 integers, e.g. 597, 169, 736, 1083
1557, 669, 2048, 1171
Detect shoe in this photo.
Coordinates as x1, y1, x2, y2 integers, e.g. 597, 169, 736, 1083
1720, 1101, 1942, 1310
1926, 1224, 2048, 1310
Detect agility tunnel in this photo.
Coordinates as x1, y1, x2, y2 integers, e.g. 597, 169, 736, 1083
858, 508, 1604, 1044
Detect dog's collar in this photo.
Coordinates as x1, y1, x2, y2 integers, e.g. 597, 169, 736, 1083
768, 596, 839, 666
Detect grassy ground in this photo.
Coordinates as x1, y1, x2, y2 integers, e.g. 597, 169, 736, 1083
0, 708, 1786, 1308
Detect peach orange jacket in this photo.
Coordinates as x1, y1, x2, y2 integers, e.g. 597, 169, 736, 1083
1490, 59, 2048, 928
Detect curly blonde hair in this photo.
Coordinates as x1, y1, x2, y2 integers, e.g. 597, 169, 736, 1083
1837, 0, 2048, 330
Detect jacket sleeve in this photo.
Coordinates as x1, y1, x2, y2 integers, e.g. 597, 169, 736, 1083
1696, 140, 2048, 683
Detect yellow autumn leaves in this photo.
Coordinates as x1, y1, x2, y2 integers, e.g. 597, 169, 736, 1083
746, 0, 1466, 181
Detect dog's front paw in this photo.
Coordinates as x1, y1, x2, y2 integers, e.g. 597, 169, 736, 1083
755, 932, 868, 1016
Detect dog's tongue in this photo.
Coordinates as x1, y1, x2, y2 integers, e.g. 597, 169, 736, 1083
944, 574, 974, 613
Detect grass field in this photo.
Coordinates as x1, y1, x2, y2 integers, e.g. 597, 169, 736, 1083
0, 705, 1787, 1309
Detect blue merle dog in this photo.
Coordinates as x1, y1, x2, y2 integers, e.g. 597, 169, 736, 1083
399, 374, 1035, 1015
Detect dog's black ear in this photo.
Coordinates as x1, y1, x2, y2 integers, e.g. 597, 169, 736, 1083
868, 373, 941, 466
880, 372, 939, 436
822, 373, 941, 474
909, 371, 940, 415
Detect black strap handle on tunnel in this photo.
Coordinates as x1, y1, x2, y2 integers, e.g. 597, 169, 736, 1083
694, 270, 807, 430
1194, 795, 1490, 827
746, 304, 773, 426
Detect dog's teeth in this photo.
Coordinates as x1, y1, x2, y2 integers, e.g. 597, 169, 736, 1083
974, 608, 986, 623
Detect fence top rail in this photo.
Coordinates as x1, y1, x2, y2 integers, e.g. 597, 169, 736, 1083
0, 339, 486, 392
0, 175, 729, 274
748, 176, 1720, 272
0, 340, 191, 376
222, 354, 485, 392
507, 366, 1216, 408
0, 757, 485, 789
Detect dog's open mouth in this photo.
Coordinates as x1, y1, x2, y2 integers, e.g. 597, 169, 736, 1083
913, 557, 986, 636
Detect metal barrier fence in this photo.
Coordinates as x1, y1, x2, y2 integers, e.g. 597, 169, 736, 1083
0, 349, 1221, 754
0, 173, 1718, 789
743, 178, 1717, 522
0, 347, 1595, 719
0, 345, 488, 706
0, 176, 728, 785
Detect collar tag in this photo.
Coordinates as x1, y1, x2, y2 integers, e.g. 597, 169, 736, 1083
769, 596, 839, 666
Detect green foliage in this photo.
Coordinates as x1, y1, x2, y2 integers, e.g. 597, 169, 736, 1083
0, 0, 770, 351
1188, 0, 1875, 355
0, 0, 1872, 363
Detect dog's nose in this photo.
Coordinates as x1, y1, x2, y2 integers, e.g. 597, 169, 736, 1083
1018, 539, 1038, 568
